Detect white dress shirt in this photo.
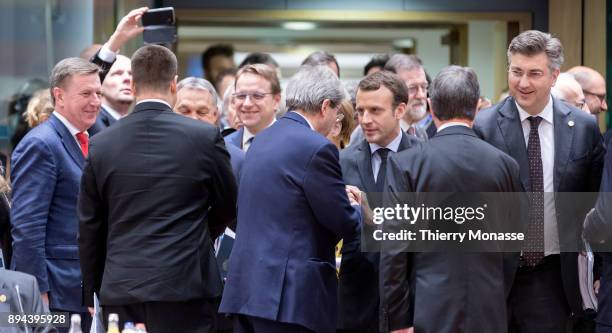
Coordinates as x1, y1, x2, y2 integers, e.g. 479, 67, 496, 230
516, 96, 559, 255
242, 118, 276, 151
53, 111, 88, 147
369, 130, 403, 182
436, 121, 470, 133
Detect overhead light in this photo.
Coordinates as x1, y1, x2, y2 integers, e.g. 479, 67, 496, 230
393, 38, 415, 48
282, 22, 317, 31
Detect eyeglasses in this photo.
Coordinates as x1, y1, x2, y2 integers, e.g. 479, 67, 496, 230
583, 89, 606, 103
407, 84, 428, 95
232, 91, 274, 103
336, 112, 345, 122
508, 69, 545, 80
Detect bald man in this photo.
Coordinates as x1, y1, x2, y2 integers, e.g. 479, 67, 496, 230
551, 73, 590, 113
569, 66, 607, 115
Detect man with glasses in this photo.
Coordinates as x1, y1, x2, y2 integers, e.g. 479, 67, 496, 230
569, 66, 607, 116
225, 64, 281, 152
474, 30, 604, 333
552, 72, 590, 113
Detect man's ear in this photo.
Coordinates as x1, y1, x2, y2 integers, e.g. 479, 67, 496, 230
170, 75, 178, 95
394, 102, 407, 120
321, 99, 332, 117
52, 87, 63, 107
130, 80, 137, 96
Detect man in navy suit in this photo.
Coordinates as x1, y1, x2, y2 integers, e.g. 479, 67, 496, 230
474, 30, 604, 333
337, 70, 418, 333
583, 138, 612, 333
224, 64, 281, 151
10, 57, 102, 331
220, 65, 361, 333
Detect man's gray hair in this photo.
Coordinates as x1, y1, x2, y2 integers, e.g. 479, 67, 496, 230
220, 83, 235, 125
507, 30, 564, 71
384, 54, 423, 73
177, 76, 220, 107
285, 65, 345, 114
429, 65, 480, 121
49, 57, 99, 105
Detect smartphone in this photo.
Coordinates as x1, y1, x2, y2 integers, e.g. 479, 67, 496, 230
142, 7, 175, 26
142, 7, 177, 44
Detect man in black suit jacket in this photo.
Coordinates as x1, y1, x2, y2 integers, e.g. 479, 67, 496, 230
382, 65, 522, 333
473, 30, 604, 333
78, 45, 237, 333
88, 7, 146, 136
338, 71, 418, 333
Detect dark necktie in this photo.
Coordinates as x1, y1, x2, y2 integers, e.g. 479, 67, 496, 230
76, 132, 89, 157
376, 148, 390, 192
523, 116, 545, 266
407, 126, 417, 137
244, 137, 254, 152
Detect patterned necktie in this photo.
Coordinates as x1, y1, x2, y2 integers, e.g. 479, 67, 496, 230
376, 148, 390, 192
407, 126, 417, 137
523, 116, 545, 266
75, 132, 89, 157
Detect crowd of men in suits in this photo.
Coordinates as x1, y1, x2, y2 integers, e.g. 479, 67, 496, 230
3, 6, 612, 333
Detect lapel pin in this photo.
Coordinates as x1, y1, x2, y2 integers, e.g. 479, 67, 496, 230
0, 294, 6, 303
568, 120, 575, 127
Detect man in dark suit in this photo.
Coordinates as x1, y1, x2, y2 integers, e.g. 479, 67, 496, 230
0, 269, 55, 333
11, 57, 102, 332
88, 7, 146, 136
583, 138, 612, 333
473, 30, 604, 333
225, 64, 281, 151
78, 45, 237, 333
338, 71, 418, 333
219, 65, 361, 333
382, 65, 522, 333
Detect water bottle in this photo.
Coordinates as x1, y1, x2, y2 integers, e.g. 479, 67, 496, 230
121, 321, 136, 333
68, 314, 82, 333
107, 313, 120, 333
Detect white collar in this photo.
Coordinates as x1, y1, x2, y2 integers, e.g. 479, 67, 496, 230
243, 118, 277, 146
437, 121, 470, 133
101, 104, 122, 120
290, 111, 315, 130
136, 99, 172, 109
53, 111, 86, 137
516, 95, 554, 125
369, 130, 403, 155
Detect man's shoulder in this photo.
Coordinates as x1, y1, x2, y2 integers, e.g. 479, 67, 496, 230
0, 270, 37, 286
474, 97, 512, 126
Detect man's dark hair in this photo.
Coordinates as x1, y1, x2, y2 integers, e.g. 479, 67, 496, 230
429, 65, 480, 121
301, 51, 340, 77
239, 52, 279, 69
358, 71, 409, 110
201, 44, 234, 73
215, 67, 237, 90
131, 45, 177, 93
363, 54, 390, 76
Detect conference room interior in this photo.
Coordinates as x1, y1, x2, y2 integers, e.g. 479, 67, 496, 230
0, 0, 608, 163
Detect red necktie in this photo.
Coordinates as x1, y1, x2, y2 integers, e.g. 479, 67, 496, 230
75, 132, 89, 157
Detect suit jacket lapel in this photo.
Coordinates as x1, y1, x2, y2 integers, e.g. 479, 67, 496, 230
497, 99, 531, 191
552, 98, 574, 192
356, 140, 377, 193
48, 115, 85, 169
397, 132, 412, 151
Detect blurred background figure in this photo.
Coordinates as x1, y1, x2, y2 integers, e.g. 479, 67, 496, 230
327, 99, 356, 150
202, 44, 236, 86
569, 66, 607, 116
7, 79, 48, 151
216, 68, 237, 98
24, 89, 53, 128
220, 85, 242, 137
363, 54, 390, 76
476, 95, 492, 113
551, 72, 590, 113
301, 51, 340, 77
